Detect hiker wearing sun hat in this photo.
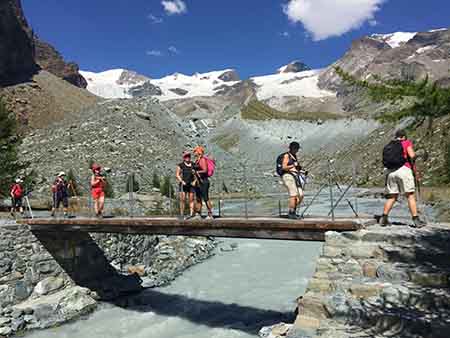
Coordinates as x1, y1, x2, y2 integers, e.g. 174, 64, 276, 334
192, 146, 215, 220
176, 151, 196, 219
51, 171, 71, 218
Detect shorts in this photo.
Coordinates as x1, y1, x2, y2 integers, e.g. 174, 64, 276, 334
385, 166, 415, 195
282, 174, 304, 198
179, 183, 195, 193
92, 189, 105, 200
53, 193, 69, 208
11, 197, 22, 209
195, 180, 210, 202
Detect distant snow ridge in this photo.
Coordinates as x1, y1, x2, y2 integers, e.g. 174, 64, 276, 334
371, 32, 417, 48
80, 69, 149, 99
251, 69, 335, 101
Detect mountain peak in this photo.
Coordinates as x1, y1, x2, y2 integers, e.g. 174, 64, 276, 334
277, 61, 311, 74
370, 31, 417, 48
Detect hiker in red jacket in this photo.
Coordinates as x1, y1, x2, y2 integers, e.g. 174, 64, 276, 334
10, 178, 24, 216
91, 164, 106, 218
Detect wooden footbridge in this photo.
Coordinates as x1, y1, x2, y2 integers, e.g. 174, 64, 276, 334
23, 216, 374, 241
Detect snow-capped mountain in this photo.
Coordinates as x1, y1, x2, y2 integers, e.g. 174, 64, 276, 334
81, 65, 335, 104
371, 31, 417, 48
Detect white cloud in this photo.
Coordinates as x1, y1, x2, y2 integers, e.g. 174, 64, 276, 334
161, 0, 187, 15
283, 0, 386, 41
168, 46, 180, 54
146, 50, 163, 57
148, 14, 163, 24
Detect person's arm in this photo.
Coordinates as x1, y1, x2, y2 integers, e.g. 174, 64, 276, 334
175, 166, 184, 184
282, 154, 298, 171
10, 186, 15, 198
406, 145, 416, 161
196, 158, 208, 175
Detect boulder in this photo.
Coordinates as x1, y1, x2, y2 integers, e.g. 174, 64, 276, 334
33, 277, 65, 296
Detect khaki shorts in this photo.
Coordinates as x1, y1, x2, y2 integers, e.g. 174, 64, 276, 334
385, 166, 415, 195
282, 174, 304, 198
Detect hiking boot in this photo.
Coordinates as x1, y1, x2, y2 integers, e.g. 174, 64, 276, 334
205, 215, 214, 220
288, 212, 299, 220
411, 216, 426, 228
380, 214, 391, 227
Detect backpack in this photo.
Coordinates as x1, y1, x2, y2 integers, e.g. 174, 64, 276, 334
204, 156, 216, 177
383, 140, 406, 170
11, 184, 24, 199
276, 152, 293, 176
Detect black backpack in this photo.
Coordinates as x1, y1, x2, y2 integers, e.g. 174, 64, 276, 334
276, 152, 293, 176
383, 140, 406, 170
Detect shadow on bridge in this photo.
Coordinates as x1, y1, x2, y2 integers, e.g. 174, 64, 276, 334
112, 288, 295, 335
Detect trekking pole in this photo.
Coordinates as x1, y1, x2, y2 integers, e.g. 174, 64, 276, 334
25, 194, 34, 219
328, 160, 335, 221
243, 163, 248, 219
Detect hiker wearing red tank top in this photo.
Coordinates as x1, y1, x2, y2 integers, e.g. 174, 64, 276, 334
381, 129, 426, 228
91, 164, 106, 218
192, 146, 213, 220
10, 178, 24, 216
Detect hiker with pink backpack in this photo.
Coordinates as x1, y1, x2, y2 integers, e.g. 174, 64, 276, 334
192, 145, 215, 220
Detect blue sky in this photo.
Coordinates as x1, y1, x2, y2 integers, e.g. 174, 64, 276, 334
23, 0, 449, 79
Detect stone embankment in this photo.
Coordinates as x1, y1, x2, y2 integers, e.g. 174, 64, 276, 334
0, 221, 215, 337
261, 224, 450, 338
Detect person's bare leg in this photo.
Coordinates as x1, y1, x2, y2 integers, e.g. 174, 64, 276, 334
206, 200, 213, 216
406, 192, 418, 217
288, 196, 297, 212
188, 192, 195, 216
94, 199, 99, 216
383, 195, 398, 215
99, 196, 105, 216
179, 192, 186, 216
196, 199, 203, 216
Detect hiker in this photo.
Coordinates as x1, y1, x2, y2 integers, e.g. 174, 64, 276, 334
51, 172, 71, 217
278, 142, 305, 219
175, 151, 195, 219
192, 146, 214, 219
10, 178, 24, 216
381, 129, 426, 228
91, 164, 106, 218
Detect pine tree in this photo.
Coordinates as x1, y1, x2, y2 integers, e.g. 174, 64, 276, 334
160, 176, 174, 198
0, 98, 24, 196
104, 177, 115, 198
152, 172, 161, 189
66, 169, 81, 196
125, 173, 140, 193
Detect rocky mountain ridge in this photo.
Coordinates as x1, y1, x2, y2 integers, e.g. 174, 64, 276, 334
0, 0, 86, 88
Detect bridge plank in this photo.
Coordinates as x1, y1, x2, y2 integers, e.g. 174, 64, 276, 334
22, 217, 371, 242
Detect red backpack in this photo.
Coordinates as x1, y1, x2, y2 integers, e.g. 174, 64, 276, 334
11, 184, 24, 198
204, 156, 216, 177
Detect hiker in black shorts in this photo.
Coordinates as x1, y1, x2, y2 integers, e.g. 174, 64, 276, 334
176, 151, 195, 219
192, 146, 213, 220
51, 172, 71, 218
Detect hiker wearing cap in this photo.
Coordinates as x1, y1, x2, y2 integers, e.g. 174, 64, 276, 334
91, 164, 106, 218
381, 129, 426, 228
192, 146, 214, 220
51, 172, 71, 218
176, 151, 195, 219
279, 142, 305, 219
10, 178, 24, 216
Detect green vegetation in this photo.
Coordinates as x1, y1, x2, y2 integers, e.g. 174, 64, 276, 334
125, 173, 140, 193
152, 172, 161, 189
211, 133, 239, 151
66, 169, 82, 196
0, 98, 25, 196
445, 142, 450, 183
160, 176, 175, 198
335, 67, 450, 125
241, 100, 341, 121
104, 177, 114, 198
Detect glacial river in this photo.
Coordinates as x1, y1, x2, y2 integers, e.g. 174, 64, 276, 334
27, 191, 433, 338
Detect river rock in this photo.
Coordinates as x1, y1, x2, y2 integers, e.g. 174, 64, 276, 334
33, 277, 64, 296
